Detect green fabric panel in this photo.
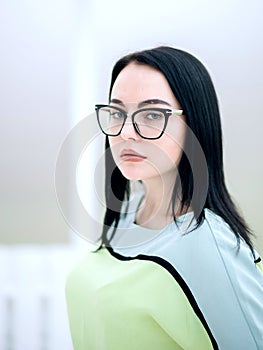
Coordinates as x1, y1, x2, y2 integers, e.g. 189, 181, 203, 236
66, 248, 214, 350
256, 260, 263, 273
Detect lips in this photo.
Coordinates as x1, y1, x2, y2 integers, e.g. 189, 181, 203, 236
120, 149, 147, 162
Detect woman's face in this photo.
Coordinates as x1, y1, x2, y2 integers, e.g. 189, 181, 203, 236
109, 63, 187, 183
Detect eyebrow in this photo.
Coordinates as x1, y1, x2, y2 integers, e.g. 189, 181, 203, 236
109, 98, 172, 108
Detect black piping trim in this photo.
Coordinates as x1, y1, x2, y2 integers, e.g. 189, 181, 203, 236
254, 257, 261, 264
107, 246, 219, 350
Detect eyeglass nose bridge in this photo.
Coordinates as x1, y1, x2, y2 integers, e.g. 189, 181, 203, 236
118, 112, 141, 138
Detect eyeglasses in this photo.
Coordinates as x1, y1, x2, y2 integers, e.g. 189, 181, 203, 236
95, 104, 184, 140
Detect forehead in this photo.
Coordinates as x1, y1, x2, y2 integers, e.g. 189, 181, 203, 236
111, 63, 177, 105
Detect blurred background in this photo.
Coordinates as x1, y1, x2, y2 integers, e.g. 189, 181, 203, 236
0, 0, 262, 349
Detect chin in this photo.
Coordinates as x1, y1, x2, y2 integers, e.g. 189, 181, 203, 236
119, 163, 159, 181
120, 169, 144, 181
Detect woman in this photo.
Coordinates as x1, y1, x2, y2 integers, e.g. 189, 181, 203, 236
66, 47, 263, 349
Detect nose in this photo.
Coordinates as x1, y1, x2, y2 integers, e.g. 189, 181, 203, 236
120, 118, 140, 140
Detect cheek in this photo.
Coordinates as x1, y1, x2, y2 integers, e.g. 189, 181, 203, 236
151, 142, 183, 171
152, 130, 185, 166
108, 137, 119, 159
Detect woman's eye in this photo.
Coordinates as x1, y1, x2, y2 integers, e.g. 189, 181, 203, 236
146, 112, 163, 120
110, 111, 124, 119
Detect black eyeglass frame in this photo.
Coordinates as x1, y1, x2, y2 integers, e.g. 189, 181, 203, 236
95, 104, 184, 140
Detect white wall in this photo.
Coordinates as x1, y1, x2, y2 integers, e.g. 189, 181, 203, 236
0, 0, 76, 243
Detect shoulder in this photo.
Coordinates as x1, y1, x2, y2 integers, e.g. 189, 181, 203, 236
152, 209, 263, 348
172, 208, 255, 263
158, 208, 261, 293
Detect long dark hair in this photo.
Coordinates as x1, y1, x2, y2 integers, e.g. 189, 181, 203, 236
100, 46, 254, 254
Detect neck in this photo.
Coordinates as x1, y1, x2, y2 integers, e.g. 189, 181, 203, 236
135, 172, 181, 229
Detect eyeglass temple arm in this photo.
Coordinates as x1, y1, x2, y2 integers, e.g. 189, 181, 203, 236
169, 109, 183, 116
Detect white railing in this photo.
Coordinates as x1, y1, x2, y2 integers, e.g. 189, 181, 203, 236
0, 244, 90, 350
